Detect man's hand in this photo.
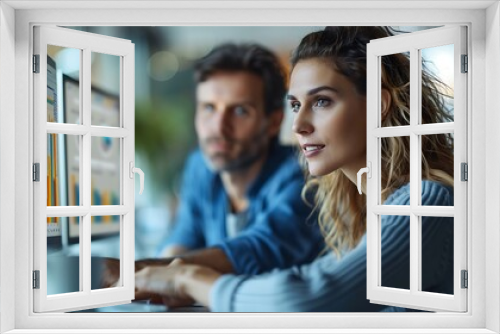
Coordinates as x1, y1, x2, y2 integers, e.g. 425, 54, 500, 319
101, 257, 176, 303
101, 248, 228, 306
135, 259, 222, 308
135, 259, 195, 307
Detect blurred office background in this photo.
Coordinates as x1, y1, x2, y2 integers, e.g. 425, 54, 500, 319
44, 25, 453, 311
56, 26, 323, 259
49, 26, 448, 260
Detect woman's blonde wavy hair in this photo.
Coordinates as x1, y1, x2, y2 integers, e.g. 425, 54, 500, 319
291, 27, 455, 257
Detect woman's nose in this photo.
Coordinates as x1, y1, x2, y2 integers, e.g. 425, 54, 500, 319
292, 110, 313, 135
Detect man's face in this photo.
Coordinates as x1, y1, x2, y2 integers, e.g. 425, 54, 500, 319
195, 71, 281, 172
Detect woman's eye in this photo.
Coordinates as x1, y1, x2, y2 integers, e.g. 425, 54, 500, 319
314, 98, 331, 108
290, 102, 300, 113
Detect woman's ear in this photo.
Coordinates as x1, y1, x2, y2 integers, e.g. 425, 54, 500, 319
381, 89, 392, 122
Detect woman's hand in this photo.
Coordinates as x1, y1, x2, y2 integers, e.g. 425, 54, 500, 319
135, 258, 222, 308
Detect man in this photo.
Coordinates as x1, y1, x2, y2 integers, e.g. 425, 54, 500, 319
156, 43, 323, 275
105, 43, 323, 293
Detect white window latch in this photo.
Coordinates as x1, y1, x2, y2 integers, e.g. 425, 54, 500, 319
129, 162, 144, 195
356, 162, 371, 195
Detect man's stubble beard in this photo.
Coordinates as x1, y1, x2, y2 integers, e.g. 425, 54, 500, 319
200, 129, 269, 173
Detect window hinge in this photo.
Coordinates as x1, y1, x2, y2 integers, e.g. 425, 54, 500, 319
461, 162, 468, 181
33, 270, 40, 289
33, 54, 40, 73
33, 163, 40, 182
461, 270, 468, 289
461, 54, 468, 73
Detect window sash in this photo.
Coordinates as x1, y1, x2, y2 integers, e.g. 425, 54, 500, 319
32, 25, 136, 313
366, 25, 468, 312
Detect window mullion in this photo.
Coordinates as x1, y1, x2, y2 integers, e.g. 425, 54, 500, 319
413, 123, 454, 135
373, 205, 454, 216
90, 205, 129, 216
409, 47, 420, 294
46, 123, 87, 135
45, 205, 128, 217
81, 47, 92, 294
90, 126, 130, 138
373, 123, 455, 138
46, 206, 90, 217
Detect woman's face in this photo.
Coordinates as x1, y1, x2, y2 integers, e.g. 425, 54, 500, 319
288, 58, 367, 177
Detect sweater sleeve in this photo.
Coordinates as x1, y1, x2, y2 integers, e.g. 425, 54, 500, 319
209, 181, 454, 312
210, 239, 376, 312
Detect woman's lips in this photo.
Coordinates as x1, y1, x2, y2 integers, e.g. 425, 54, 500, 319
303, 145, 325, 158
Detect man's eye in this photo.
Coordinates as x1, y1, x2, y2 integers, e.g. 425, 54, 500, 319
233, 106, 248, 116
290, 102, 300, 113
203, 104, 215, 112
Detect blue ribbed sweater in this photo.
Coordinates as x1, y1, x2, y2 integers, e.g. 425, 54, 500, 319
209, 181, 454, 312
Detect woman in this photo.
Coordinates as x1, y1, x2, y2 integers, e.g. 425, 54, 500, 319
135, 26, 455, 312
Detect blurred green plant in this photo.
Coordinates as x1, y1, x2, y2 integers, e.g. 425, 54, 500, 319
134, 96, 197, 200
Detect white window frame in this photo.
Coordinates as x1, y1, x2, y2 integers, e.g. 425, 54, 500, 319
365, 26, 467, 312
1, 1, 499, 333
32, 25, 136, 312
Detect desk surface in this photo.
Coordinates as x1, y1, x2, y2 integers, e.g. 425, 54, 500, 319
76, 301, 209, 313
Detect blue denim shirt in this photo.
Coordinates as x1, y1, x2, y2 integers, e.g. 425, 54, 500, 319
160, 142, 324, 275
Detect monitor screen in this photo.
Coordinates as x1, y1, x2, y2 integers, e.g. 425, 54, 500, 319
62, 75, 121, 245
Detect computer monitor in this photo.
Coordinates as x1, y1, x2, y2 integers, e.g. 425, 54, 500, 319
62, 74, 121, 246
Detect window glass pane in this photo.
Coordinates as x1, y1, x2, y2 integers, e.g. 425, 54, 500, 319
91, 52, 121, 127
91, 215, 121, 290
381, 215, 410, 290
47, 217, 81, 295
47, 45, 81, 124
91, 137, 121, 206
421, 216, 454, 295
47, 133, 81, 206
380, 136, 410, 205
420, 134, 454, 206
421, 44, 454, 124
380, 52, 410, 127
